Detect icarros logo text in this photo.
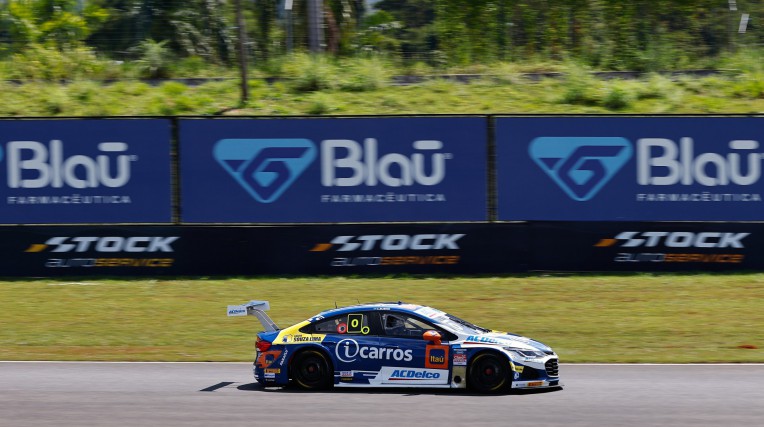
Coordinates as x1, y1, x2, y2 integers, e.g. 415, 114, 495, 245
335, 338, 413, 363
213, 138, 451, 203
530, 136, 764, 203
595, 231, 749, 264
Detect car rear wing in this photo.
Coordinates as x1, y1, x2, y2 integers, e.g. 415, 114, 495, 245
227, 300, 278, 332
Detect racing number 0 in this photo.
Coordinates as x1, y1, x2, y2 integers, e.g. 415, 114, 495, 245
347, 314, 370, 335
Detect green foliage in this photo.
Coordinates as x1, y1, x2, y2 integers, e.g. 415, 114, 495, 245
283, 53, 339, 93
6, 43, 105, 80
559, 64, 601, 106
602, 84, 633, 110
336, 57, 392, 91
131, 39, 173, 79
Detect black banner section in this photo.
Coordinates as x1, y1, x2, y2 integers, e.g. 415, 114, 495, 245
0, 224, 528, 276
529, 222, 759, 272
2, 222, 762, 277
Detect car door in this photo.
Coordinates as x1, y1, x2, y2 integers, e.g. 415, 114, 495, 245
374, 312, 451, 386
309, 311, 381, 385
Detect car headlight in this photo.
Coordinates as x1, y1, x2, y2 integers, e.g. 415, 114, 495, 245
503, 347, 548, 360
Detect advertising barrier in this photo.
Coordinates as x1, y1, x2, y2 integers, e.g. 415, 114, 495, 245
528, 222, 759, 272
3, 224, 528, 276
0, 119, 173, 224
3, 222, 764, 276
496, 116, 764, 221
178, 117, 488, 223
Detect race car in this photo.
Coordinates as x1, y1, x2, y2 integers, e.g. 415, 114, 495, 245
227, 301, 561, 393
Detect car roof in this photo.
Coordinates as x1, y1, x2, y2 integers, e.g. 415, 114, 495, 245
311, 302, 426, 319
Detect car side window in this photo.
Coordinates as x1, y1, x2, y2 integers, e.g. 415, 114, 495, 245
382, 313, 430, 338
313, 313, 371, 335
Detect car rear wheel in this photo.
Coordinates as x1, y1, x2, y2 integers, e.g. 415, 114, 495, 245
468, 352, 510, 393
291, 350, 333, 390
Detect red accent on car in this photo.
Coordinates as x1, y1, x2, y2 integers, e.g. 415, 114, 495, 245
256, 337, 271, 352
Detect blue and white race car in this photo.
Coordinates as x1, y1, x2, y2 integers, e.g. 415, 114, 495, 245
227, 301, 561, 393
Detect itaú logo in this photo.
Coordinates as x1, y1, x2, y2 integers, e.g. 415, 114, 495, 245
595, 232, 749, 248
335, 338, 413, 363
4, 140, 135, 189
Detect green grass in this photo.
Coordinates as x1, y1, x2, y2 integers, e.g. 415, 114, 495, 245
3, 58, 764, 115
2, 274, 763, 363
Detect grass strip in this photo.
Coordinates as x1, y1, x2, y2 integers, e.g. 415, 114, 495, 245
1, 274, 762, 363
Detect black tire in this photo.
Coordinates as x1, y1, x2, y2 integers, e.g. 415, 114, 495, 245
291, 349, 333, 390
467, 352, 510, 393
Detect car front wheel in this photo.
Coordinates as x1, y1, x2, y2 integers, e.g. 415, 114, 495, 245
468, 352, 510, 393
291, 350, 333, 390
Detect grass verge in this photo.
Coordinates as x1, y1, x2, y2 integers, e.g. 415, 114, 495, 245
2, 274, 763, 363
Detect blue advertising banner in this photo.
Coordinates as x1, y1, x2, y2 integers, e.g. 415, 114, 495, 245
179, 117, 488, 223
0, 119, 172, 224
496, 116, 764, 221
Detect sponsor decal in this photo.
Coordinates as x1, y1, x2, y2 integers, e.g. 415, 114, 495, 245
340, 371, 354, 380
3, 140, 137, 190
281, 334, 324, 344
596, 231, 748, 264
531, 135, 764, 204
369, 367, 448, 385
264, 369, 281, 374
214, 138, 453, 205
321, 139, 450, 188
465, 335, 501, 345
311, 234, 464, 268
214, 138, 316, 203
335, 338, 413, 363
453, 349, 467, 366
530, 137, 632, 201
425, 345, 449, 369
227, 306, 247, 316
389, 369, 441, 380
637, 138, 762, 187
312, 234, 464, 252
24, 236, 179, 269
256, 350, 283, 369
25, 236, 179, 253
596, 231, 748, 248
278, 349, 289, 367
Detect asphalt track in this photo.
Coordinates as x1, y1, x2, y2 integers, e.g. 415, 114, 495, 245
1, 362, 762, 427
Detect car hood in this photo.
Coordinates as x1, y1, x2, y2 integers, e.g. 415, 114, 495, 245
462, 331, 554, 353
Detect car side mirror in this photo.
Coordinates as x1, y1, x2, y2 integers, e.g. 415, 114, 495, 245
423, 330, 442, 345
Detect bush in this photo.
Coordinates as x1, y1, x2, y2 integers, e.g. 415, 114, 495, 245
602, 85, 632, 110
6, 44, 106, 81
559, 66, 600, 106
337, 57, 391, 91
282, 53, 338, 93
131, 40, 174, 79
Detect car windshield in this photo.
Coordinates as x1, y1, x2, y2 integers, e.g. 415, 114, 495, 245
414, 306, 491, 334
